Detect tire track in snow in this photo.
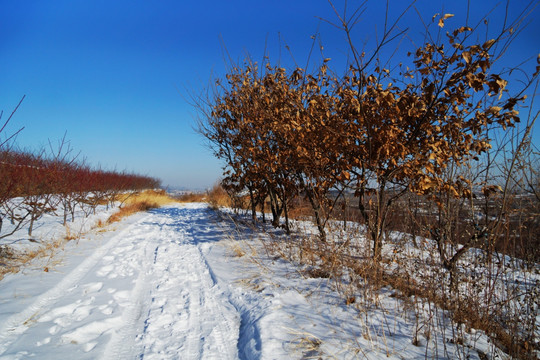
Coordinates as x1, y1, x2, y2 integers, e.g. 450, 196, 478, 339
0, 215, 149, 356
104, 204, 240, 359
101, 240, 155, 359
0, 204, 242, 359
176, 205, 240, 360
178, 245, 239, 360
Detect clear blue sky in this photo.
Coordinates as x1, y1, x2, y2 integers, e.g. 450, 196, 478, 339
1, 0, 538, 189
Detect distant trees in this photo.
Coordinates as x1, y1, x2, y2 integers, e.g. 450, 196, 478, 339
0, 99, 161, 239
0, 147, 160, 239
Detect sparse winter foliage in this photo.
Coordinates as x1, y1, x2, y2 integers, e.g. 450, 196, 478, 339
197, 1, 539, 358
0, 100, 161, 241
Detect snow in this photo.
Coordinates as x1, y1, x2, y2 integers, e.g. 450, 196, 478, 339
0, 202, 528, 359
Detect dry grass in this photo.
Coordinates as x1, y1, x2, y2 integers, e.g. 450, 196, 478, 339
287, 329, 324, 359
287, 201, 313, 220
63, 225, 80, 241
230, 243, 246, 257
0, 216, 93, 280
0, 246, 19, 279
107, 189, 175, 224
251, 218, 539, 359
0, 237, 70, 280
107, 201, 157, 224
116, 189, 175, 207
176, 192, 206, 202
206, 182, 230, 209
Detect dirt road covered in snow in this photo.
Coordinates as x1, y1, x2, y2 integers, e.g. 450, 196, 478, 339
0, 203, 272, 359
0, 202, 504, 360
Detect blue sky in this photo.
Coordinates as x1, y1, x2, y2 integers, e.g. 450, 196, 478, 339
1, 1, 538, 189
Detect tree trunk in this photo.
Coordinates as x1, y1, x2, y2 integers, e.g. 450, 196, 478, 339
28, 213, 36, 237
63, 201, 68, 226
282, 191, 290, 235
248, 187, 257, 223
306, 189, 326, 241
268, 188, 282, 228
372, 230, 383, 261
260, 199, 266, 223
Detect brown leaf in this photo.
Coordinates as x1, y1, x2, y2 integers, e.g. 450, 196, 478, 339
438, 14, 454, 28
462, 51, 472, 64
482, 39, 495, 49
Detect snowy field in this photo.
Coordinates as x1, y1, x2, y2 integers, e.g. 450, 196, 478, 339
0, 202, 530, 359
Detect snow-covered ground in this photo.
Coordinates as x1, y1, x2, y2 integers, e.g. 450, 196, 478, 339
0, 202, 526, 359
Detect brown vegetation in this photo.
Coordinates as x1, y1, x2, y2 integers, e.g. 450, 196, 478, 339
206, 182, 231, 210
196, 1, 539, 358
175, 192, 206, 203
106, 190, 176, 224
0, 99, 164, 279
0, 124, 160, 240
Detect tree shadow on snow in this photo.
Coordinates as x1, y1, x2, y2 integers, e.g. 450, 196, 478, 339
145, 205, 248, 245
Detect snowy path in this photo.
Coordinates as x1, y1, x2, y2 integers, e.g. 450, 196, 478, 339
0, 202, 521, 359
0, 203, 242, 359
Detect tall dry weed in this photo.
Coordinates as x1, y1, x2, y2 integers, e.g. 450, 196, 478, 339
206, 182, 230, 209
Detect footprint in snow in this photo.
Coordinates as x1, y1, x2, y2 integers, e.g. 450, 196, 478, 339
96, 264, 114, 277
112, 290, 131, 307
98, 304, 114, 315
36, 336, 51, 346
60, 317, 122, 352
82, 282, 103, 294
38, 296, 96, 333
